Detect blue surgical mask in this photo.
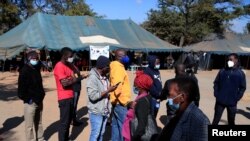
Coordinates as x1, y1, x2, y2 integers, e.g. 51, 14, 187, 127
121, 56, 130, 64
167, 99, 180, 111
30, 60, 38, 66
154, 64, 160, 69
167, 94, 182, 111
133, 86, 139, 95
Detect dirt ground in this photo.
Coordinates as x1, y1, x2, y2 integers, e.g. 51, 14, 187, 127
0, 69, 250, 141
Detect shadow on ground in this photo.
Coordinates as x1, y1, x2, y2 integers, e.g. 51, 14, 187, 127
0, 116, 24, 141
159, 115, 167, 126
237, 108, 250, 119
0, 82, 18, 101
44, 106, 89, 140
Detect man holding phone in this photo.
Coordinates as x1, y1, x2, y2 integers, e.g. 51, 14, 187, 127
86, 56, 118, 141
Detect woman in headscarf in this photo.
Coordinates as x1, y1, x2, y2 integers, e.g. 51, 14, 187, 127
122, 71, 157, 141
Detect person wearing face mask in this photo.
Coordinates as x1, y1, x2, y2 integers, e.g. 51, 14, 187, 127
18, 50, 46, 141
53, 47, 84, 141
160, 64, 200, 125
86, 56, 118, 141
212, 53, 246, 125
71, 53, 89, 126
122, 71, 157, 141
143, 55, 162, 119
110, 48, 132, 141
157, 77, 210, 141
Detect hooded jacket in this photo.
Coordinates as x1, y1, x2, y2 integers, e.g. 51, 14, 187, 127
143, 55, 162, 99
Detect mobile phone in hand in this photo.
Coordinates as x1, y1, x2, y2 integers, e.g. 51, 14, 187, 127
115, 82, 121, 87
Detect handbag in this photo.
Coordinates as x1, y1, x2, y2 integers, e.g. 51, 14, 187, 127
130, 97, 158, 141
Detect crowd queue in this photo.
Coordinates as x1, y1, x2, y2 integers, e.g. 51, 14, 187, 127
17, 47, 246, 141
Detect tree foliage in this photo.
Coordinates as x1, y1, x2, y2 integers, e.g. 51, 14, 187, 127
142, 0, 250, 46
0, 0, 98, 34
0, 0, 21, 34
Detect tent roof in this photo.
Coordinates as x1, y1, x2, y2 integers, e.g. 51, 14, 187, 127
0, 12, 181, 59
184, 32, 250, 55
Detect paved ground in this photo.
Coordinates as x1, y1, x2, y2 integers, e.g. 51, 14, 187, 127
0, 70, 249, 141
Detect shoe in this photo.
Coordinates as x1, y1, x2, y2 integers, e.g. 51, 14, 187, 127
72, 120, 83, 126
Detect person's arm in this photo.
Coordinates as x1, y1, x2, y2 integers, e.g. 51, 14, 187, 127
133, 99, 149, 140
213, 70, 222, 97
86, 76, 102, 102
237, 70, 246, 101
60, 76, 77, 88
18, 68, 28, 101
87, 76, 118, 102
149, 81, 162, 99
159, 80, 170, 101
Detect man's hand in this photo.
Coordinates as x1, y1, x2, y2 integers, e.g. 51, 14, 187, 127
107, 85, 118, 93
81, 73, 89, 79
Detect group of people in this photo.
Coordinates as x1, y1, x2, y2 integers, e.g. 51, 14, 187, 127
17, 47, 246, 141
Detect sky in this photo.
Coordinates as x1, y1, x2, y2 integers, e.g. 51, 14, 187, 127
85, 0, 250, 33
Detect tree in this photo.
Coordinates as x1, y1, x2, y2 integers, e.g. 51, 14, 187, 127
0, 0, 21, 34
0, 0, 99, 35
142, 0, 249, 46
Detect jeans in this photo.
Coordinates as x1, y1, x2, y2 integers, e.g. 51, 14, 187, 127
24, 102, 44, 141
212, 102, 237, 125
73, 91, 80, 121
89, 113, 108, 141
58, 98, 74, 141
112, 104, 127, 141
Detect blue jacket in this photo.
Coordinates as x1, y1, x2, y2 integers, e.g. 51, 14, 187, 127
144, 55, 162, 99
214, 68, 246, 106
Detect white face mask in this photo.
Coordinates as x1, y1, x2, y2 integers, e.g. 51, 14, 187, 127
227, 60, 234, 68
154, 64, 160, 69
67, 57, 74, 63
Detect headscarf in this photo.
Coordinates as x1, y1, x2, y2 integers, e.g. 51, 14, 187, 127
134, 71, 153, 90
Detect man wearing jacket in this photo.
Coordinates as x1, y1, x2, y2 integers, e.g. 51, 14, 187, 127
144, 55, 162, 119
86, 56, 117, 141
110, 49, 132, 141
18, 51, 45, 141
212, 53, 246, 125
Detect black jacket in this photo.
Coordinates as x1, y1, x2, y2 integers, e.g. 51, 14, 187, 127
133, 95, 156, 141
144, 55, 162, 99
214, 67, 246, 106
18, 64, 45, 104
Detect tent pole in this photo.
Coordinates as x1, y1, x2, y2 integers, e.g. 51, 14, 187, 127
2, 48, 7, 72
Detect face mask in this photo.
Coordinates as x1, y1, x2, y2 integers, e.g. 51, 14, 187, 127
121, 56, 130, 64
227, 60, 234, 68
167, 94, 182, 111
154, 64, 160, 69
30, 60, 38, 66
133, 86, 139, 95
67, 57, 74, 63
